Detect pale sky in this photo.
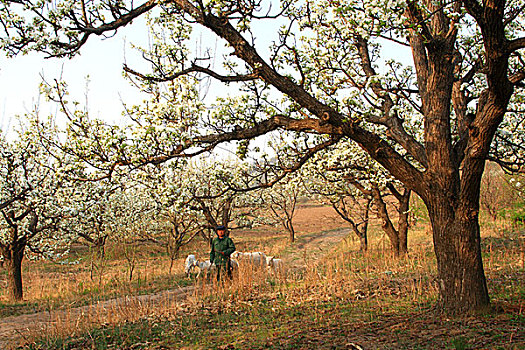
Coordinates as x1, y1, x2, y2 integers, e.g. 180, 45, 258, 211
0, 15, 247, 136
0, 18, 151, 134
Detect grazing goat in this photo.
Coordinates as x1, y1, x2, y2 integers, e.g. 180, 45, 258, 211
184, 254, 197, 276
266, 256, 285, 276
184, 254, 214, 278
231, 251, 267, 268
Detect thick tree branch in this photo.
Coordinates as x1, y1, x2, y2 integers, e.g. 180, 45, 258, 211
353, 35, 428, 167
198, 115, 342, 145
386, 182, 403, 202
507, 37, 525, 53
74, 1, 156, 35
405, 1, 435, 44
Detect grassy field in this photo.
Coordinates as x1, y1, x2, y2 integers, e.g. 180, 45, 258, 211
0, 243, 194, 319
1, 205, 524, 349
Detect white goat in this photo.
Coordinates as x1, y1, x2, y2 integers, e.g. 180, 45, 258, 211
230, 258, 239, 270
195, 259, 214, 278
231, 251, 267, 268
184, 254, 197, 277
184, 254, 214, 278
266, 256, 285, 276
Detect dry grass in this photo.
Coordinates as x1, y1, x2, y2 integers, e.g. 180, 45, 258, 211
20, 292, 181, 342
0, 244, 192, 318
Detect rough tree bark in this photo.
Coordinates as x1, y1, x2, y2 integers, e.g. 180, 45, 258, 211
428, 194, 490, 312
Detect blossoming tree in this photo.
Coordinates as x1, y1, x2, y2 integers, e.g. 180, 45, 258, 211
258, 173, 303, 243
62, 179, 127, 257
0, 119, 76, 300
304, 140, 411, 255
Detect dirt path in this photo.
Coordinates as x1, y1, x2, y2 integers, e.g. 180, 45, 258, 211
282, 227, 350, 270
0, 206, 350, 349
279, 205, 351, 270
0, 286, 194, 349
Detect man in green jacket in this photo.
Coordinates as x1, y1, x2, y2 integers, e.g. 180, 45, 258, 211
210, 225, 236, 281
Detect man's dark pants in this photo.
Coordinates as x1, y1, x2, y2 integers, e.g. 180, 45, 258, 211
216, 260, 233, 281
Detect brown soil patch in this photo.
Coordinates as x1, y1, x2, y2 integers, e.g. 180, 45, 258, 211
293, 205, 349, 234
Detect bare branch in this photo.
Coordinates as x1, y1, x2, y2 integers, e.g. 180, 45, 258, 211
123, 63, 260, 83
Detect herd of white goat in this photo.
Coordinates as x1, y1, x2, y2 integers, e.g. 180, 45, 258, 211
184, 251, 284, 278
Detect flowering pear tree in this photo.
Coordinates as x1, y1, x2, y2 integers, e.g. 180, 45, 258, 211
304, 141, 411, 255
333, 192, 373, 253
129, 158, 263, 260
0, 119, 76, 301
2, 0, 524, 313
352, 178, 411, 256
183, 158, 263, 241
130, 164, 206, 272
61, 180, 126, 257
306, 164, 373, 253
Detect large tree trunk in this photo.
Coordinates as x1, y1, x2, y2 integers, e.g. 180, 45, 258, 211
428, 197, 490, 314
3, 242, 26, 301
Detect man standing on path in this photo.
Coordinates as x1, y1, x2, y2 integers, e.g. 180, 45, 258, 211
210, 225, 235, 281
